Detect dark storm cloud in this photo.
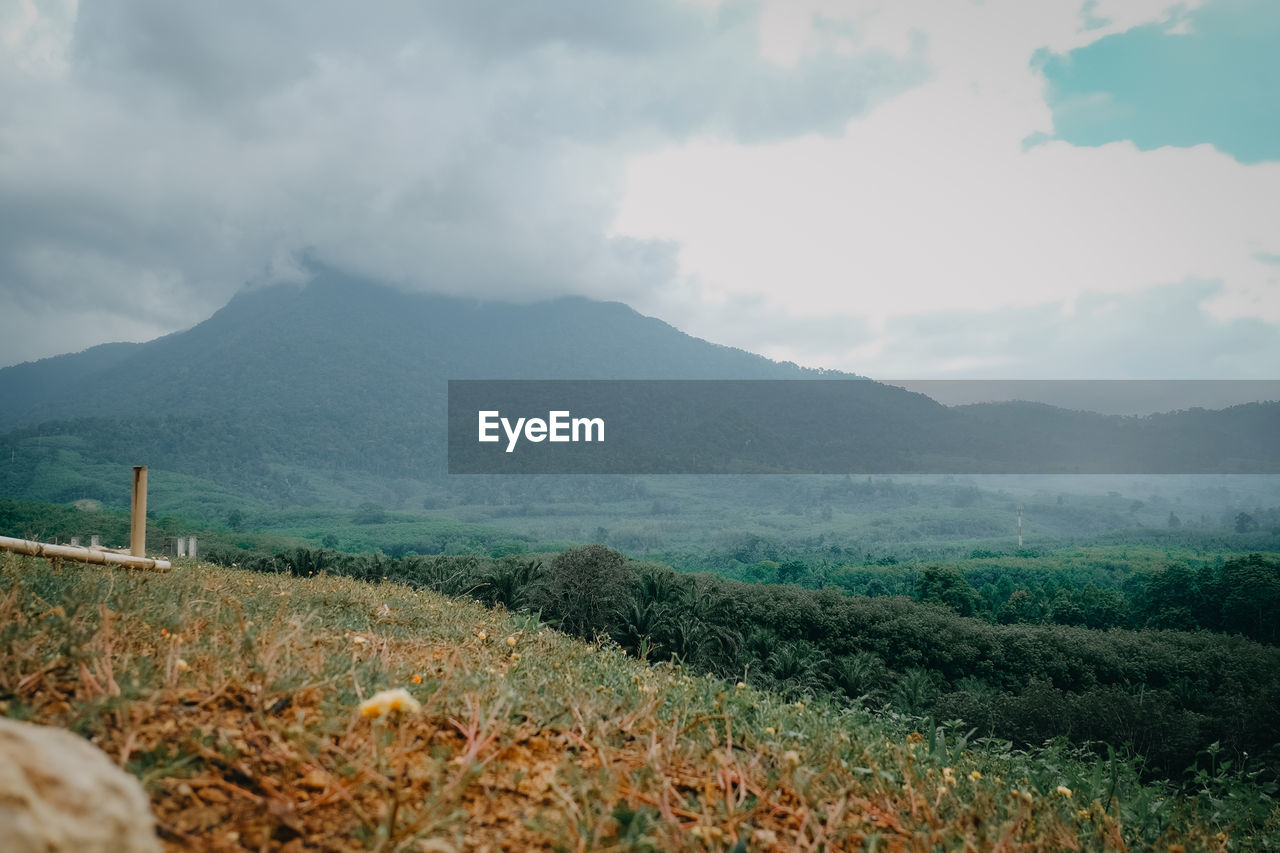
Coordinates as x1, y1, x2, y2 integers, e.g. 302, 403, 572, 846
0, 0, 926, 365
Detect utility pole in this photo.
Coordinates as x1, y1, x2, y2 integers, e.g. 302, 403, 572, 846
1017, 503, 1023, 548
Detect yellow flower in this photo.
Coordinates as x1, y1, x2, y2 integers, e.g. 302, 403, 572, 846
764, 727, 776, 736
478, 631, 487, 641
736, 681, 746, 690
510, 652, 521, 662
411, 674, 422, 684
175, 659, 190, 672
506, 636, 517, 647
1056, 785, 1073, 798
784, 750, 801, 765
970, 770, 982, 781
358, 688, 422, 720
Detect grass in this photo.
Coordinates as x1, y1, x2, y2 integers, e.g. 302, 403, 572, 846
1, 551, 1272, 851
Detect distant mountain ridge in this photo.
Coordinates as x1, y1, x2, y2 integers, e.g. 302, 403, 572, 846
0, 268, 1276, 511
0, 269, 846, 431
0, 268, 868, 506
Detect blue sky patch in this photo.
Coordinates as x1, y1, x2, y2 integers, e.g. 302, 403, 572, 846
1038, 0, 1279, 163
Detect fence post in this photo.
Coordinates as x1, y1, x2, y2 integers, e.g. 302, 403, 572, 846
187, 536, 197, 561
130, 466, 147, 557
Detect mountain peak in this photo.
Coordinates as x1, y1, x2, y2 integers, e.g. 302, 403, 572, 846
0, 271, 838, 430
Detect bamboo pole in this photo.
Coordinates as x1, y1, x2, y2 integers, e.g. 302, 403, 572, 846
0, 535, 171, 572
130, 465, 147, 557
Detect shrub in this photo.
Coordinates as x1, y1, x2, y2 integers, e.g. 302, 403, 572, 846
529, 545, 633, 638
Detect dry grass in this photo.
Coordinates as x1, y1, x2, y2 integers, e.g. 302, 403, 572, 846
0, 552, 1235, 851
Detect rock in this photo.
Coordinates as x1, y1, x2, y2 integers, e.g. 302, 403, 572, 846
0, 716, 161, 852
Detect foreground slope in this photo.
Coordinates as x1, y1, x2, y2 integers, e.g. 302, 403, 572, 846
2, 552, 1266, 851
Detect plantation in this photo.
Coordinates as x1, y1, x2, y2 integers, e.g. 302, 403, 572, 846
201, 543, 1280, 783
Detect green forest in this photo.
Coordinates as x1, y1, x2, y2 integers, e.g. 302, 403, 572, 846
195, 543, 1279, 782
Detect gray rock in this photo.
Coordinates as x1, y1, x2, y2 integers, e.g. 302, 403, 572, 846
0, 716, 161, 852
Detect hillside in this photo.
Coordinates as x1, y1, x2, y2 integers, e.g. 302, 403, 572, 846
0, 267, 1275, 536
0, 268, 852, 510
3, 551, 1269, 850
0, 268, 832, 432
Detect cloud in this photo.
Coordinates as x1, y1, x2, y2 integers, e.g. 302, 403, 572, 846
612, 0, 1280, 377
859, 281, 1280, 379
2, 0, 1275, 382
0, 0, 928, 366
615, 132, 1280, 321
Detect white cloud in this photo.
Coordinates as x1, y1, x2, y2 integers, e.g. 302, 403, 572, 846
0, 0, 76, 79
612, 0, 1279, 376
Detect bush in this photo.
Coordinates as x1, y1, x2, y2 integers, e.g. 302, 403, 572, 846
529, 545, 633, 638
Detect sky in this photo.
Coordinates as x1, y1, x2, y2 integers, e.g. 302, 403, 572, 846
1, 0, 1277, 378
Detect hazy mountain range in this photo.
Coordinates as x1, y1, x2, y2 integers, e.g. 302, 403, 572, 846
0, 268, 1276, 512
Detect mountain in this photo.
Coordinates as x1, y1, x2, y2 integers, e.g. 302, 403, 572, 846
0, 268, 842, 432
0, 341, 143, 425
0, 268, 862, 508
0, 268, 1276, 515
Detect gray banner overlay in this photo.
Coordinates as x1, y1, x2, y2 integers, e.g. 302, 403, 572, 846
447, 380, 1280, 475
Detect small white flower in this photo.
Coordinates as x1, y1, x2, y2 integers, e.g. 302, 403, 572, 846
358, 688, 421, 720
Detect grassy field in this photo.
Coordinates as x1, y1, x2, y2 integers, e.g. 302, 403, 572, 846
3, 552, 1273, 851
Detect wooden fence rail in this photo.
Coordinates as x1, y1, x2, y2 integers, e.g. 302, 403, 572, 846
0, 535, 171, 572
0, 464, 171, 571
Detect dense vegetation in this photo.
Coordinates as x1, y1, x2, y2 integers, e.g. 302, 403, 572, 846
199, 541, 1280, 784
816, 550, 1280, 645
